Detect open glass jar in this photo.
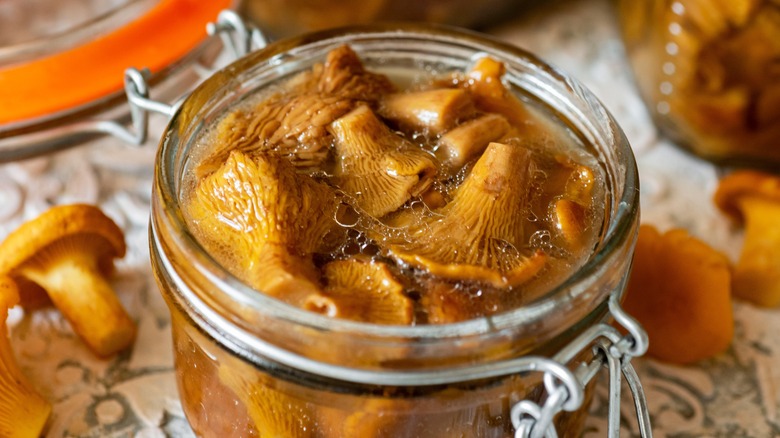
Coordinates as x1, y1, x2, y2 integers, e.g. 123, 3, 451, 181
149, 24, 646, 437
618, 0, 780, 166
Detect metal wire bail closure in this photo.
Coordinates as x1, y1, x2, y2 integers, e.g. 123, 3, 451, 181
120, 11, 268, 146
511, 291, 652, 438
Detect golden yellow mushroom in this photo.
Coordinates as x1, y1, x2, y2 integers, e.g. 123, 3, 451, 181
218, 356, 315, 438
714, 170, 780, 307
551, 164, 596, 250
329, 105, 439, 217
318, 258, 413, 325
622, 225, 733, 364
190, 151, 339, 310
436, 113, 510, 168
461, 57, 531, 127
382, 142, 547, 288
379, 88, 476, 135
198, 44, 395, 176
0, 204, 135, 357
0, 276, 52, 438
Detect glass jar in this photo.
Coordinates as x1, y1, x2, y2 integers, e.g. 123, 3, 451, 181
149, 24, 644, 437
618, 0, 780, 166
0, 0, 234, 161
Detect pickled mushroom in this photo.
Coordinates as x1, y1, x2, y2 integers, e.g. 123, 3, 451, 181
461, 57, 532, 127
218, 359, 314, 438
198, 45, 395, 176
317, 258, 413, 325
0, 276, 52, 438
552, 164, 596, 250
379, 89, 477, 135
383, 142, 547, 287
714, 170, 780, 307
189, 151, 338, 310
436, 113, 511, 168
622, 225, 733, 364
329, 105, 438, 217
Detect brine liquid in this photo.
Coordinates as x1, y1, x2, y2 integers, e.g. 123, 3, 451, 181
181, 48, 606, 324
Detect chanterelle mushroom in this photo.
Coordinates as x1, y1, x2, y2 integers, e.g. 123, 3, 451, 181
317, 258, 413, 325
190, 151, 339, 311
378, 88, 477, 135
714, 170, 780, 307
0, 276, 52, 438
329, 105, 438, 217
0, 204, 135, 357
381, 142, 547, 287
198, 44, 395, 177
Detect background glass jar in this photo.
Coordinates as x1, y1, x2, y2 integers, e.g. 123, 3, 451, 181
150, 24, 643, 437
0, 0, 233, 161
618, 0, 780, 166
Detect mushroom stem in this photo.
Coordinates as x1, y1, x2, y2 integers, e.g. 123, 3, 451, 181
0, 279, 51, 438
22, 254, 135, 357
733, 196, 780, 306
379, 89, 476, 135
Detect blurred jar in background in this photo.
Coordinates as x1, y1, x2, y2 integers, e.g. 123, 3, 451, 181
240, 0, 531, 38
618, 0, 780, 166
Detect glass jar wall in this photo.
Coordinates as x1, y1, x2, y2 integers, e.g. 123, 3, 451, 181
618, 0, 780, 166
149, 25, 641, 437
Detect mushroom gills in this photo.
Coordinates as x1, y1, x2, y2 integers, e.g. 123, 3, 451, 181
318, 258, 413, 325
329, 105, 439, 217
0, 204, 134, 358
0, 276, 52, 438
384, 142, 547, 288
189, 151, 339, 309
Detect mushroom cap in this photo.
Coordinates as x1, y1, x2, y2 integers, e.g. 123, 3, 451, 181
190, 151, 340, 308
319, 258, 413, 325
622, 225, 733, 364
0, 204, 125, 279
713, 170, 780, 223
329, 105, 438, 217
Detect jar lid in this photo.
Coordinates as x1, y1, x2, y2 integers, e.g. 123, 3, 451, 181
0, 0, 233, 126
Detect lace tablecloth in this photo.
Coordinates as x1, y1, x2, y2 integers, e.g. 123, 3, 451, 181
3, 0, 776, 436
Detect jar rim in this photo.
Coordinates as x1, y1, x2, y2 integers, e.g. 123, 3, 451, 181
153, 23, 640, 345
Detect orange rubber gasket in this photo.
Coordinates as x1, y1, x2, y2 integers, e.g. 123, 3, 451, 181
0, 0, 234, 124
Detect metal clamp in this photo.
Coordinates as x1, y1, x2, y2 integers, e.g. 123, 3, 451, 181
511, 292, 653, 438
120, 10, 267, 146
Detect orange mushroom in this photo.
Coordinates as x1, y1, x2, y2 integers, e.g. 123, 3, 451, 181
460, 57, 531, 127
379, 88, 477, 135
552, 165, 597, 250
197, 45, 395, 177
380, 142, 547, 288
190, 151, 338, 311
714, 170, 780, 307
622, 225, 733, 364
0, 204, 135, 357
435, 113, 511, 168
0, 276, 52, 438
318, 258, 413, 325
329, 105, 439, 217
